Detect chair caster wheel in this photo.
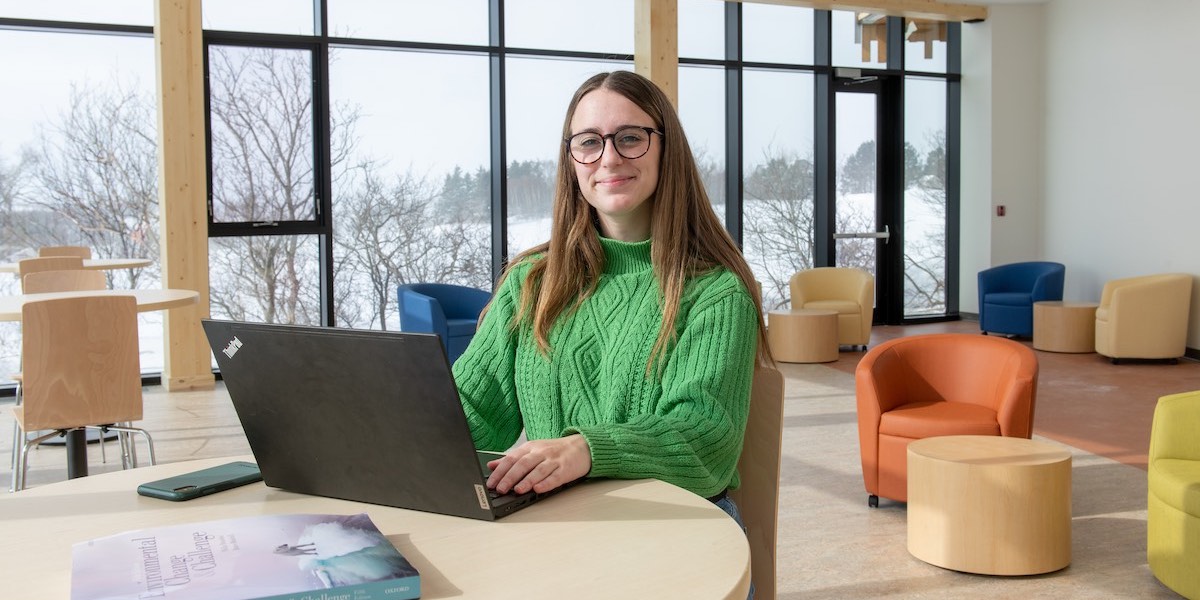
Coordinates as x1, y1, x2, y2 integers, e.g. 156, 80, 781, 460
868, 495, 879, 508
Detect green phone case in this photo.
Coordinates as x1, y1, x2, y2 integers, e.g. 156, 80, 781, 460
136, 461, 262, 501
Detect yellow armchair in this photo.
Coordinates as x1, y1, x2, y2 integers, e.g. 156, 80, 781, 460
1094, 273, 1193, 363
1147, 390, 1200, 599
789, 267, 874, 349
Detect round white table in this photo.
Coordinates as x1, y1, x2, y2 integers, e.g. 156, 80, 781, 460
0, 257, 152, 273
0, 288, 198, 321
0, 456, 752, 599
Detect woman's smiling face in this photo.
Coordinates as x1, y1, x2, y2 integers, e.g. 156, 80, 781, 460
569, 88, 661, 242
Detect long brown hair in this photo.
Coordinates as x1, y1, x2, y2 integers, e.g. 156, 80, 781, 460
498, 70, 771, 369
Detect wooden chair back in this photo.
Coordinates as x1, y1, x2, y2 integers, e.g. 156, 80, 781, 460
17, 295, 143, 431
16, 257, 85, 292
21, 269, 106, 294
730, 365, 785, 600
38, 245, 92, 259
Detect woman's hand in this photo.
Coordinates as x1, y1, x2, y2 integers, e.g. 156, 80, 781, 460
486, 434, 592, 495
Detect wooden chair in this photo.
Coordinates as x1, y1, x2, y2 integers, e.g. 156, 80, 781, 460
730, 366, 785, 600
38, 245, 92, 259
21, 269, 105, 294
10, 295, 155, 491
16, 256, 85, 293
9, 269, 110, 489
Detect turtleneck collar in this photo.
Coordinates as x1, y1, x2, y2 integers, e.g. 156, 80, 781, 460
600, 236, 653, 275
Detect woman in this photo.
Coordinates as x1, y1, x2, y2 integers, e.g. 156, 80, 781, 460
452, 71, 771, 521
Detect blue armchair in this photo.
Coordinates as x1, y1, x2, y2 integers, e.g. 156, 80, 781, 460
977, 261, 1065, 337
397, 283, 491, 364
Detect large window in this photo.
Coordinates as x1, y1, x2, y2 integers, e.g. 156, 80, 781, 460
504, 57, 626, 256
904, 77, 948, 316
329, 48, 492, 330
0, 2, 961, 388
742, 69, 816, 311
0, 26, 159, 384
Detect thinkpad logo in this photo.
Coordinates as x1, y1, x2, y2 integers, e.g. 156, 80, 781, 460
222, 336, 243, 359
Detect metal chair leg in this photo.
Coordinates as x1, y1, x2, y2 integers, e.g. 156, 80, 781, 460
107, 425, 155, 467
14, 430, 64, 492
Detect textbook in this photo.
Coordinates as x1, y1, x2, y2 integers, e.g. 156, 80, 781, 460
71, 513, 420, 600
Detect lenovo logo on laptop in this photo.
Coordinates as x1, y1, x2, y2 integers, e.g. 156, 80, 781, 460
222, 336, 244, 359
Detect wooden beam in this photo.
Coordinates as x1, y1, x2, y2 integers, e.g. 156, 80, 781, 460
634, 0, 679, 107
728, 0, 988, 23
154, 0, 214, 391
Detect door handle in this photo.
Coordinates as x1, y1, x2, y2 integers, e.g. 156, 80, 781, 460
833, 224, 890, 244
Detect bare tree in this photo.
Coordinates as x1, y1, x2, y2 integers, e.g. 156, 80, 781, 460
207, 46, 355, 325
333, 165, 490, 330
743, 151, 817, 310
0, 152, 30, 264
16, 82, 159, 290
902, 130, 947, 314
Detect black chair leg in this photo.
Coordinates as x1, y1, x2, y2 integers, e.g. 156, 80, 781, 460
868, 494, 879, 508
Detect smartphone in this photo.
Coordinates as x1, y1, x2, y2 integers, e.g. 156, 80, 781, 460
137, 461, 262, 501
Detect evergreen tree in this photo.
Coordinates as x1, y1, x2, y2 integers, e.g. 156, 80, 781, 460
840, 140, 876, 194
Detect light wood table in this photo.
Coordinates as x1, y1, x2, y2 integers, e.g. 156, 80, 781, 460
767, 308, 839, 363
0, 257, 152, 273
1033, 301, 1099, 353
907, 435, 1072, 575
1, 289, 200, 478
0, 456, 751, 599
0, 288, 198, 321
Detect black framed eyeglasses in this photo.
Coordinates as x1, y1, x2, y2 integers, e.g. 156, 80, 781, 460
565, 126, 663, 165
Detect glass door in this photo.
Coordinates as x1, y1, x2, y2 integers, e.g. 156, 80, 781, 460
832, 77, 896, 322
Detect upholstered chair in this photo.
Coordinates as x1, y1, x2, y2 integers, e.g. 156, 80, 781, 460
1147, 390, 1200, 599
789, 267, 874, 349
1094, 273, 1193, 363
977, 261, 1065, 337
396, 283, 491, 364
855, 333, 1038, 506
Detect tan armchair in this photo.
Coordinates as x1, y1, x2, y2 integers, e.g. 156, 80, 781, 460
789, 267, 874, 349
1094, 273, 1193, 363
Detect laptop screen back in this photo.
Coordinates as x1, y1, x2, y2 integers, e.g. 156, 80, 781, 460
202, 319, 498, 520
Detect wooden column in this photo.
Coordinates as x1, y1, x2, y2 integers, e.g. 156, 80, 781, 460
154, 0, 214, 391
634, 0, 679, 107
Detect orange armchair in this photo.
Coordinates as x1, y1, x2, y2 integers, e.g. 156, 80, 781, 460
855, 333, 1038, 506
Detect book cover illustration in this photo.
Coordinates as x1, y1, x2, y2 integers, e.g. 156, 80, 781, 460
71, 512, 420, 600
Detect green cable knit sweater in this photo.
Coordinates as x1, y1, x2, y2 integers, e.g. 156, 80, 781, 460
451, 237, 759, 498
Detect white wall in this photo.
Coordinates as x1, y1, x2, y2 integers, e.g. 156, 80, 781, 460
961, 0, 1200, 349
960, 4, 1045, 313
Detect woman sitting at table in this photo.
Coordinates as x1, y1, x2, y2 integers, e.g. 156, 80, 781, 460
451, 71, 771, 531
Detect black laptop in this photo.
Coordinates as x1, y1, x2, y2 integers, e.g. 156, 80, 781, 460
202, 319, 554, 521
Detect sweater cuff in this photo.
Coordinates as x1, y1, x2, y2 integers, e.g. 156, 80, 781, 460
564, 425, 620, 478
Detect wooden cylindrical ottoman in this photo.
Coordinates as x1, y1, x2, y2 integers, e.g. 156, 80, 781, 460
907, 435, 1072, 575
1033, 301, 1099, 353
767, 309, 839, 363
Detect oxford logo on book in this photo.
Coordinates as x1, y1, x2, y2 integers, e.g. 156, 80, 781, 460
222, 336, 243, 359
